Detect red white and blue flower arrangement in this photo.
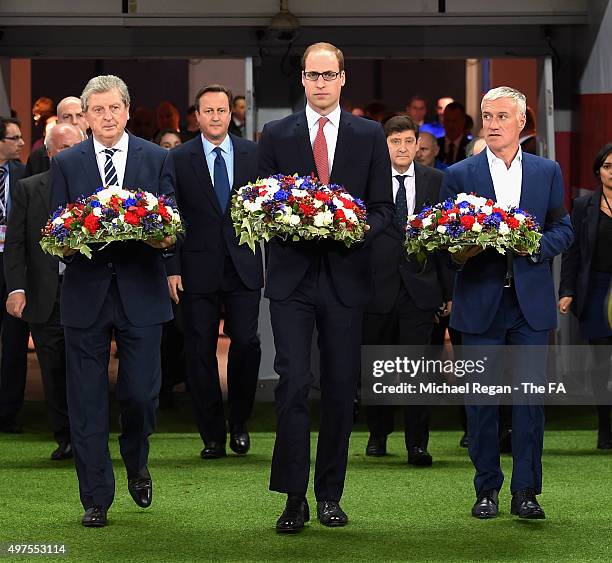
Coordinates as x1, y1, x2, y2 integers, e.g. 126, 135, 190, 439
405, 192, 542, 261
231, 174, 367, 252
40, 186, 183, 259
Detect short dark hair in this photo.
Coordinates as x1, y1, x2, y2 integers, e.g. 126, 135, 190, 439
0, 117, 21, 140
302, 42, 345, 72
194, 84, 233, 112
593, 143, 612, 178
409, 94, 427, 105
383, 115, 420, 139
154, 128, 181, 145
232, 95, 245, 106
444, 101, 466, 115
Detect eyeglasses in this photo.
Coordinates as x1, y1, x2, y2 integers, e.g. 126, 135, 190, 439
1, 135, 23, 142
303, 71, 341, 82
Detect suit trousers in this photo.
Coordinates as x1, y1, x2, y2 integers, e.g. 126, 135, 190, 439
364, 285, 436, 449
0, 253, 30, 424
269, 256, 363, 502
461, 285, 548, 496
64, 279, 162, 510
182, 255, 261, 444
29, 286, 70, 444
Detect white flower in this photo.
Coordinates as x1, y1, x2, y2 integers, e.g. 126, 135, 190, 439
288, 215, 301, 226
343, 209, 358, 223
499, 222, 510, 235
422, 216, 433, 228
291, 189, 309, 198
471, 223, 483, 232
455, 193, 488, 208
145, 192, 158, 210
313, 211, 334, 227
92, 207, 102, 217
313, 199, 324, 209
514, 213, 526, 222
436, 225, 447, 234
244, 200, 262, 212
481, 205, 493, 215
52, 217, 63, 226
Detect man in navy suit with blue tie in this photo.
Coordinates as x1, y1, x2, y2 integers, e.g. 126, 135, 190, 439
164, 84, 263, 460
50, 75, 175, 528
441, 86, 573, 520
258, 42, 393, 532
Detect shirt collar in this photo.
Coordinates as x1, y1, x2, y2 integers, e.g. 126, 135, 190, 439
486, 146, 522, 168
392, 162, 415, 178
305, 103, 341, 130
93, 131, 129, 155
201, 133, 233, 157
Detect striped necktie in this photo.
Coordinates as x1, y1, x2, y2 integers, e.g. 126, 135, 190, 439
0, 165, 6, 224
103, 148, 119, 186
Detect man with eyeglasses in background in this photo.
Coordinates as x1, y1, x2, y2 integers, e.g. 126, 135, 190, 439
258, 42, 393, 533
0, 117, 29, 435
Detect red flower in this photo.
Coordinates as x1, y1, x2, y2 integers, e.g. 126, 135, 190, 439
124, 211, 140, 225
410, 218, 423, 228
298, 203, 315, 217
492, 207, 507, 220
476, 213, 487, 223
438, 215, 449, 225
315, 192, 329, 202
507, 217, 520, 229
136, 207, 147, 217
63, 217, 76, 229
460, 215, 476, 229
339, 197, 355, 210
335, 209, 347, 222
83, 214, 100, 234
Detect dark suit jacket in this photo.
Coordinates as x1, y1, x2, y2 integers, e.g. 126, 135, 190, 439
25, 146, 50, 177
367, 163, 451, 314
3, 160, 26, 221
258, 109, 394, 307
440, 150, 573, 334
228, 120, 244, 138
437, 135, 470, 165
163, 134, 263, 292
4, 170, 59, 324
50, 133, 173, 329
559, 190, 601, 318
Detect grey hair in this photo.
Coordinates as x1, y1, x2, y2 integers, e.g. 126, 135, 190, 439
465, 136, 487, 158
481, 86, 526, 117
81, 75, 130, 112
44, 123, 83, 152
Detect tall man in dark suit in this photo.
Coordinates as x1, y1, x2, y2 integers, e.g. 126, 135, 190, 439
0, 117, 29, 434
437, 102, 470, 166
440, 87, 573, 520
258, 42, 394, 532
4, 123, 83, 460
364, 116, 450, 466
165, 84, 263, 459
50, 75, 175, 528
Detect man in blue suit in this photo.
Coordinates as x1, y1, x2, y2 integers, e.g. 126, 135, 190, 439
440, 86, 572, 520
50, 75, 174, 528
258, 42, 393, 533
164, 84, 263, 460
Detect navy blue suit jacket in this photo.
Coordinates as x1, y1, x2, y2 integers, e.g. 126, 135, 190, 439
440, 150, 573, 334
49, 133, 173, 329
257, 109, 394, 307
162, 134, 263, 292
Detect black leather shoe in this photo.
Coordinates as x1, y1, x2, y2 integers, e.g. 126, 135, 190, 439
51, 442, 73, 461
82, 506, 107, 527
0, 419, 22, 433
366, 434, 387, 457
511, 489, 545, 519
471, 489, 499, 519
128, 475, 153, 508
200, 442, 227, 459
276, 497, 309, 533
407, 446, 433, 466
317, 501, 348, 527
229, 430, 250, 455
499, 430, 512, 454
459, 433, 469, 448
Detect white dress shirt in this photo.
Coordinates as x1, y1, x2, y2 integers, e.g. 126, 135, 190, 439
487, 146, 523, 209
305, 103, 341, 175
93, 131, 129, 187
392, 163, 416, 215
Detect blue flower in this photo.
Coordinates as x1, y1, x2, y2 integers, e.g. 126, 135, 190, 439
90, 200, 101, 208
125, 197, 137, 207
274, 190, 289, 201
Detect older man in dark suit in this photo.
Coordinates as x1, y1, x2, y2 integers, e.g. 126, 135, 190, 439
4, 123, 83, 460
50, 75, 174, 528
0, 117, 29, 434
258, 42, 393, 533
164, 84, 263, 459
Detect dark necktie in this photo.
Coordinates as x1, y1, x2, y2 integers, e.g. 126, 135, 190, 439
0, 165, 6, 225
394, 175, 408, 230
446, 142, 455, 164
103, 148, 119, 186
213, 146, 231, 212
313, 116, 330, 184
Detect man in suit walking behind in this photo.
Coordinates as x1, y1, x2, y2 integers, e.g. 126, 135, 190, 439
50, 75, 175, 528
165, 84, 263, 459
258, 42, 394, 533
4, 123, 83, 461
440, 86, 573, 521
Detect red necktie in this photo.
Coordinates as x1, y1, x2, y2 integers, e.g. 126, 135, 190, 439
313, 116, 330, 184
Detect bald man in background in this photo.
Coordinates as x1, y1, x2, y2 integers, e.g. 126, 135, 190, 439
25, 96, 87, 177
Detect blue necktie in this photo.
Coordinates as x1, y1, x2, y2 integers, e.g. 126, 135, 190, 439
394, 175, 408, 230
0, 165, 7, 224
104, 148, 119, 186
213, 146, 231, 212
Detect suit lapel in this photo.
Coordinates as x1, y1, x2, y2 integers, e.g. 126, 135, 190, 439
231, 136, 248, 193
35, 171, 50, 213
294, 111, 317, 177
585, 189, 600, 257
330, 111, 351, 183
473, 151, 496, 201
123, 133, 142, 189
80, 137, 103, 191
189, 137, 223, 215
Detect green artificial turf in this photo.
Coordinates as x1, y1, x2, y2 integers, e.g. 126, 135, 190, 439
1, 420, 612, 562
